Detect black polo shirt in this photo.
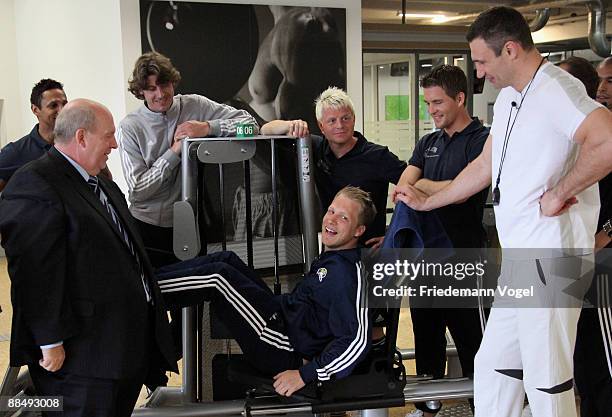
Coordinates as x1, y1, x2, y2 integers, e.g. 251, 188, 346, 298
0, 124, 52, 183
313, 131, 407, 242
409, 118, 489, 248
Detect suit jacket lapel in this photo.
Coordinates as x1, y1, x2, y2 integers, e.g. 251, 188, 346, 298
98, 179, 142, 248
47, 148, 127, 245
99, 177, 160, 300
97, 176, 158, 275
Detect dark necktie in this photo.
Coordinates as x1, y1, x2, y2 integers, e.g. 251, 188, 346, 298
87, 176, 152, 303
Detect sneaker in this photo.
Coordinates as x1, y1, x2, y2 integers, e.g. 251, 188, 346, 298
405, 410, 424, 417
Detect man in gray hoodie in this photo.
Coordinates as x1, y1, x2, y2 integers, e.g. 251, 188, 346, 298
118, 51, 259, 267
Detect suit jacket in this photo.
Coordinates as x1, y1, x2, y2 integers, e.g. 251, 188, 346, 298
0, 147, 178, 379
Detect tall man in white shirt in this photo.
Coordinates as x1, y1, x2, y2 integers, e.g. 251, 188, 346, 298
394, 6, 612, 417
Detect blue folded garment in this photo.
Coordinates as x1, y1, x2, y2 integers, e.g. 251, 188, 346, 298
382, 202, 454, 261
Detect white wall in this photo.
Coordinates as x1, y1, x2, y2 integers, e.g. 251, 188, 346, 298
12, 0, 129, 190
0, 0, 22, 146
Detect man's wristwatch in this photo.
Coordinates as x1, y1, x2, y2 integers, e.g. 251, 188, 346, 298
603, 219, 612, 238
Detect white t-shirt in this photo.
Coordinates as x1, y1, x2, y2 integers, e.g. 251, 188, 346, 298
490, 62, 602, 251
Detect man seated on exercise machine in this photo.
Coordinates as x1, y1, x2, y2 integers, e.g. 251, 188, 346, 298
153, 186, 375, 396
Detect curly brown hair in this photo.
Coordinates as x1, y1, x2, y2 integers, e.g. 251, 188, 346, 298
127, 52, 181, 100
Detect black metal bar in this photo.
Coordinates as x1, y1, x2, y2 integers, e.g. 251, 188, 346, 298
196, 303, 203, 401
414, 53, 420, 147
196, 159, 204, 401
0, 366, 22, 396
385, 308, 401, 371
401, 347, 458, 360
218, 164, 226, 251
197, 162, 207, 256
270, 140, 280, 295
180, 139, 197, 403
243, 160, 254, 268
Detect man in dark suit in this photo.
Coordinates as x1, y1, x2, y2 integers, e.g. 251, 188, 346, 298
0, 99, 178, 417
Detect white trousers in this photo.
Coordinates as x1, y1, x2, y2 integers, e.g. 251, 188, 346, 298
474, 254, 593, 417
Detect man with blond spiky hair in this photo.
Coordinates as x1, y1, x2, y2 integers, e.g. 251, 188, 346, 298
311, 87, 406, 248
263, 87, 406, 249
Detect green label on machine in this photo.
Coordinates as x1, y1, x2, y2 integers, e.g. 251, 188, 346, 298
236, 123, 255, 138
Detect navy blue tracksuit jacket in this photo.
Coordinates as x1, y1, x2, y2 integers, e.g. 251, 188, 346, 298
280, 248, 370, 382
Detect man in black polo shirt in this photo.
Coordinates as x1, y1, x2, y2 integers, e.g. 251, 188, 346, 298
395, 65, 488, 417
312, 87, 406, 248
0, 79, 67, 192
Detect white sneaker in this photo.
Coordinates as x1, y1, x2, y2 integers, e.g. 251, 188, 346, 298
405, 410, 424, 417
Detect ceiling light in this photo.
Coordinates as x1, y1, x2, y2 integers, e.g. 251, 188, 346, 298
421, 63, 433, 68
379, 66, 385, 69
396, 12, 450, 23
430, 15, 451, 23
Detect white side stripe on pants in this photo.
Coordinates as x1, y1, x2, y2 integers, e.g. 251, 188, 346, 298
157, 274, 293, 351
597, 274, 612, 378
